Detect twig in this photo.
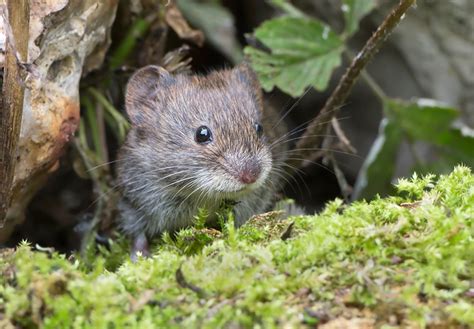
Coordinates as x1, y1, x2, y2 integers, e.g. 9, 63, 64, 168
291, 0, 415, 169
344, 50, 387, 102
331, 117, 356, 154
73, 139, 104, 257
73, 138, 117, 259
327, 153, 353, 202
0, 1, 30, 224
176, 266, 208, 298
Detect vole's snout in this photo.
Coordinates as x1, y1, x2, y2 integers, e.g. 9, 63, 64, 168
237, 160, 261, 185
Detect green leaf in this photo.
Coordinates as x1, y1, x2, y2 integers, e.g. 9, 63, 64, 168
385, 98, 474, 164
109, 18, 150, 70
385, 99, 459, 140
244, 16, 343, 96
353, 118, 403, 200
342, 0, 377, 37
177, 0, 243, 63
411, 155, 466, 177
434, 125, 474, 165
268, 0, 306, 17
88, 88, 130, 144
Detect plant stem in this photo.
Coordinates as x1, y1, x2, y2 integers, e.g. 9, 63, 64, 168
344, 50, 387, 102
291, 0, 415, 169
0, 1, 30, 224
360, 70, 386, 102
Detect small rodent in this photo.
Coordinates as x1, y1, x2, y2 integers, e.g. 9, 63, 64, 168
117, 63, 287, 257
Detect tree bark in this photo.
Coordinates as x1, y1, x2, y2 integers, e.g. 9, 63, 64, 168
0, 0, 30, 224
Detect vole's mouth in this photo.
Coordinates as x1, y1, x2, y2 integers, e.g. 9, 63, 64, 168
197, 153, 272, 198
212, 187, 250, 198
214, 179, 263, 197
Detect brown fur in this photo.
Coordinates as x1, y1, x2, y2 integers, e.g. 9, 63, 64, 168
116, 64, 287, 249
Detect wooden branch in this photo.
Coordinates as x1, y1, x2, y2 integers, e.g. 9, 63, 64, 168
0, 0, 30, 224
291, 0, 415, 168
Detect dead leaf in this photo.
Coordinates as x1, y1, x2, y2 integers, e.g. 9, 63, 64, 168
399, 201, 422, 209
165, 4, 204, 47
320, 317, 375, 329
249, 210, 285, 222
280, 222, 294, 241
162, 44, 192, 74
129, 289, 156, 313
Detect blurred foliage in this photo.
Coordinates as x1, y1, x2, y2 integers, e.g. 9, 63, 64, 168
177, 0, 243, 63
353, 118, 402, 200
1, 167, 473, 327
354, 99, 474, 199
244, 0, 474, 199
342, 0, 377, 37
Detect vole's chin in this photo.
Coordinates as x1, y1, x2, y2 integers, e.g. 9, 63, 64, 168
211, 186, 258, 201
221, 185, 259, 198
211, 170, 270, 198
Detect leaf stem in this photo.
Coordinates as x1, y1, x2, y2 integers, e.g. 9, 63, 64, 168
360, 70, 386, 102
345, 50, 387, 102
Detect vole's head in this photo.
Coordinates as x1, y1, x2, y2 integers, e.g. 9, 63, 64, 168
123, 64, 273, 199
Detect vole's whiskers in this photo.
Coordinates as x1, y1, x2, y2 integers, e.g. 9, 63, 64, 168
272, 86, 313, 130
86, 159, 123, 173
159, 173, 200, 191
272, 163, 311, 196
284, 157, 334, 176
269, 168, 296, 193
281, 148, 361, 158
270, 134, 336, 150
269, 115, 351, 150
88, 168, 192, 210
177, 182, 205, 210
170, 175, 204, 202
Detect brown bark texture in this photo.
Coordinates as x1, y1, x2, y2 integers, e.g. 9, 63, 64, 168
0, 0, 118, 241
0, 0, 30, 224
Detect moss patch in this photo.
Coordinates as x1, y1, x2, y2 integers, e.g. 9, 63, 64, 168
1, 166, 473, 328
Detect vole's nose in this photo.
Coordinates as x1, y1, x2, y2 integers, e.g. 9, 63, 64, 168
238, 161, 261, 184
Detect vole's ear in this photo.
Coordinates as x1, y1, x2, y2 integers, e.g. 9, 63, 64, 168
125, 65, 175, 125
232, 62, 263, 108
233, 62, 260, 89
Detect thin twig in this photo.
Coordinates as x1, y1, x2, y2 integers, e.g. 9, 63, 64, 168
344, 50, 387, 102
328, 153, 353, 202
73, 138, 117, 259
291, 0, 415, 169
0, 1, 30, 224
176, 266, 208, 298
331, 117, 357, 154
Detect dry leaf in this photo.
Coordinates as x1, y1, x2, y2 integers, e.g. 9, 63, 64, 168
165, 3, 204, 47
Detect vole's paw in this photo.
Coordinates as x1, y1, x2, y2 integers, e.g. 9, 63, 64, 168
130, 233, 150, 262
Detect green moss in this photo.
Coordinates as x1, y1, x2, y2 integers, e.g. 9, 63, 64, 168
1, 166, 473, 328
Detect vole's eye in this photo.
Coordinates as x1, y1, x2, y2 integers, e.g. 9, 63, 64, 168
255, 123, 263, 138
195, 126, 213, 144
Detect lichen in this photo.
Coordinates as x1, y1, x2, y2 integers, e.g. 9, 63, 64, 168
1, 166, 473, 328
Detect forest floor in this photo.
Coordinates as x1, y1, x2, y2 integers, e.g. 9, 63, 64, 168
0, 166, 473, 328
